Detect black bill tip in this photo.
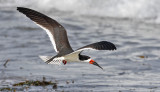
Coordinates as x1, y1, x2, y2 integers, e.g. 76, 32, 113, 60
93, 62, 103, 70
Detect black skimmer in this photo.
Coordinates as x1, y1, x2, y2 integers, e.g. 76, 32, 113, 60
17, 7, 117, 70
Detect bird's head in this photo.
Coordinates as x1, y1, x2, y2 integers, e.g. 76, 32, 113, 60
89, 59, 103, 70
79, 54, 103, 70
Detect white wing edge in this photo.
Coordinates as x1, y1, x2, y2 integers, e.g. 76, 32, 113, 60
65, 47, 96, 56
36, 23, 58, 53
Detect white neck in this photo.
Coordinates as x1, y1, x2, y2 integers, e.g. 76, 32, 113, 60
83, 58, 91, 62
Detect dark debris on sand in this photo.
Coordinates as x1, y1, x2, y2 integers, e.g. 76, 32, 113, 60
0, 80, 58, 91
13, 80, 57, 87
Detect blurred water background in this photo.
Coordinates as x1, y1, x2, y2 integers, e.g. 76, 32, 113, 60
0, 0, 160, 91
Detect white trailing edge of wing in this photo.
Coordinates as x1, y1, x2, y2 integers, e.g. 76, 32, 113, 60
36, 23, 58, 53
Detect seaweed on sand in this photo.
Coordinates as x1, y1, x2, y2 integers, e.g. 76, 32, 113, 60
0, 80, 57, 91
13, 80, 57, 88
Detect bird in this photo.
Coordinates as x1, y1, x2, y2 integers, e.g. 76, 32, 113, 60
17, 7, 117, 70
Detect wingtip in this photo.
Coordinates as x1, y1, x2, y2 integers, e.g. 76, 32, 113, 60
17, 7, 22, 11
112, 47, 117, 51
17, 7, 28, 12
110, 42, 117, 50
17, 7, 23, 12
114, 46, 117, 50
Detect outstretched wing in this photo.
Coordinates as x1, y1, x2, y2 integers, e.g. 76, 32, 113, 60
17, 7, 73, 54
66, 41, 116, 56
77, 41, 116, 51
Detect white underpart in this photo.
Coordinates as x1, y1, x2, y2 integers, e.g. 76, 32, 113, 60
49, 57, 64, 65
35, 23, 58, 52
62, 48, 95, 62
63, 52, 80, 62
84, 58, 91, 63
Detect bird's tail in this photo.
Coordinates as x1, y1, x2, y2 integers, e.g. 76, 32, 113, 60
39, 56, 53, 62
39, 55, 65, 65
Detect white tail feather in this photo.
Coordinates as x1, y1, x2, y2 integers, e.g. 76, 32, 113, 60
39, 56, 53, 62
39, 55, 64, 65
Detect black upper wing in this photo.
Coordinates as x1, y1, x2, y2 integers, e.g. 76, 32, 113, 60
77, 41, 116, 51
17, 7, 73, 54
65, 41, 116, 57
